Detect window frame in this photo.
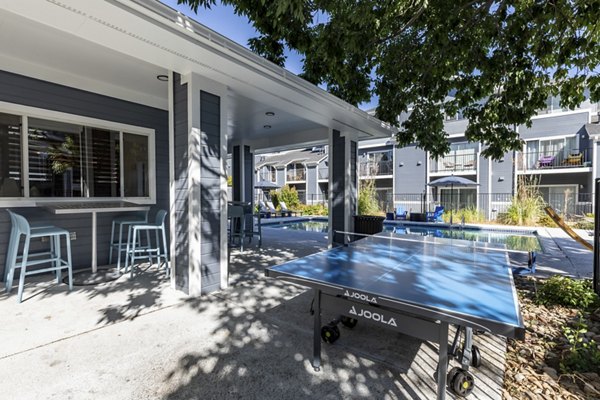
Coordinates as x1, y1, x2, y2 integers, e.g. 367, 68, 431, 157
0, 101, 156, 207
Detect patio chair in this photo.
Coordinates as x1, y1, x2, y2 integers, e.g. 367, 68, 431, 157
395, 206, 407, 220
4, 210, 73, 303
258, 200, 271, 218
109, 210, 149, 273
426, 206, 444, 223
562, 152, 583, 166
279, 201, 299, 217
228, 205, 246, 252
125, 210, 169, 278
443, 161, 457, 170
266, 201, 278, 215
537, 155, 555, 168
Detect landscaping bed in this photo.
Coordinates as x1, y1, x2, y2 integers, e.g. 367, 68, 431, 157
503, 277, 600, 399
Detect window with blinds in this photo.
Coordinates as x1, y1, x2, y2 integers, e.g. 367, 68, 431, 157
0, 112, 22, 197
0, 113, 150, 200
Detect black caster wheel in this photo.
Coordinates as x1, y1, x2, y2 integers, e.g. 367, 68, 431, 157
321, 324, 340, 343
447, 367, 475, 397
471, 345, 481, 368
340, 316, 358, 329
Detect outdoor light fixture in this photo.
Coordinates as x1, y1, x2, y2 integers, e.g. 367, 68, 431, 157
263, 125, 271, 129
156, 75, 168, 82
416, 161, 422, 166
265, 111, 275, 116
498, 176, 505, 181
399, 162, 404, 167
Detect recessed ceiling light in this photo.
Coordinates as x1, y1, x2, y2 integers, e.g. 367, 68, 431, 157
265, 111, 275, 116
157, 74, 169, 82
263, 125, 271, 129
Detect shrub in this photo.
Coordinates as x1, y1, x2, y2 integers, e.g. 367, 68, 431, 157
537, 214, 555, 227
300, 203, 328, 216
499, 176, 544, 226
560, 316, 600, 374
270, 185, 300, 209
442, 207, 485, 224
536, 276, 599, 309
358, 179, 381, 215
572, 220, 594, 230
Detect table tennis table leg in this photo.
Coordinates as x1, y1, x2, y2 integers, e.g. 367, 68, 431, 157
437, 322, 449, 400
312, 289, 322, 371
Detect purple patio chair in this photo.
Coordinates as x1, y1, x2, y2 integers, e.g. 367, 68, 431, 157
537, 155, 555, 168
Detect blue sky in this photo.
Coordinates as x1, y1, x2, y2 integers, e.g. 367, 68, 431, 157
159, 0, 377, 110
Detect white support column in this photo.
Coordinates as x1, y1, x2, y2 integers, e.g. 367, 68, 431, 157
170, 72, 228, 296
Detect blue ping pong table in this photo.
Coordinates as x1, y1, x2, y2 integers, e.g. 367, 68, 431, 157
265, 232, 525, 399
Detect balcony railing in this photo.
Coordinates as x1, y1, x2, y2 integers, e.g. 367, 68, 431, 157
359, 160, 393, 177
258, 172, 275, 182
286, 169, 306, 182
430, 153, 477, 173
516, 148, 592, 171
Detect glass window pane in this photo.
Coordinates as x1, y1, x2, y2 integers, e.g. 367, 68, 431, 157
84, 128, 120, 197
28, 118, 83, 197
123, 133, 149, 197
0, 112, 22, 197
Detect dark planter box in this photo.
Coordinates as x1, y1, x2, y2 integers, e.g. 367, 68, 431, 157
410, 212, 426, 222
353, 215, 385, 236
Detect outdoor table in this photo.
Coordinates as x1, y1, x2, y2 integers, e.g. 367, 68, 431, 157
42, 201, 151, 273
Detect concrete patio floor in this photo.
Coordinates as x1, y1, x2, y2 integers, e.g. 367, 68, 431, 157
0, 224, 593, 399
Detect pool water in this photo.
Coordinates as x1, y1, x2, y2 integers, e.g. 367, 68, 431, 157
268, 220, 541, 252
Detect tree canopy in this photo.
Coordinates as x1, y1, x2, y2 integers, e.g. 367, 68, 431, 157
178, 0, 600, 159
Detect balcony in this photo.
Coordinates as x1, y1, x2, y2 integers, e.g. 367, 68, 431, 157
286, 169, 306, 182
516, 148, 592, 171
258, 172, 276, 182
430, 153, 477, 174
359, 160, 393, 177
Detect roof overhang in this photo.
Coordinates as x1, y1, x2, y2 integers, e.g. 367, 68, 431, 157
0, 0, 393, 151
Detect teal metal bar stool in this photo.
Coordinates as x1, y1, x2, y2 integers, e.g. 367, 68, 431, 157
125, 210, 169, 278
109, 210, 149, 273
4, 211, 73, 303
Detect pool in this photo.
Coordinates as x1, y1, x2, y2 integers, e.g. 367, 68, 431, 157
268, 220, 541, 252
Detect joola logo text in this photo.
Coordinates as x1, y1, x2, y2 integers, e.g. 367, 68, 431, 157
344, 290, 377, 304
349, 306, 397, 327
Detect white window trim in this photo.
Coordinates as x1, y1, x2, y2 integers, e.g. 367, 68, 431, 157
0, 101, 156, 206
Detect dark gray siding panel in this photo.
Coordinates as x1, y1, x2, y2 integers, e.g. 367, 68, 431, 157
173, 73, 189, 292
232, 146, 241, 201
519, 112, 589, 139
243, 145, 253, 203
331, 130, 345, 244
200, 91, 221, 294
0, 70, 169, 281
350, 140, 357, 219
394, 145, 427, 193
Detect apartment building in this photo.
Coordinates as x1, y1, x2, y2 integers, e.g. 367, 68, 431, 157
254, 96, 600, 218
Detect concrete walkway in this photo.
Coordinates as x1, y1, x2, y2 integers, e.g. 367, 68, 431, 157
0, 223, 592, 399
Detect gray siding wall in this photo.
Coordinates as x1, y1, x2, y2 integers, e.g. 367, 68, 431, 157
173, 73, 189, 292
350, 140, 357, 217
0, 70, 169, 280
394, 145, 427, 193
276, 167, 285, 186
199, 91, 222, 294
306, 166, 318, 200
490, 152, 514, 193
519, 112, 589, 139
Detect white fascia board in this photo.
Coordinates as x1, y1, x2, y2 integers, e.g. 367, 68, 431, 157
1, 0, 390, 138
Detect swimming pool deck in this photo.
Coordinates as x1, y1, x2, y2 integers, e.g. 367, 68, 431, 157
0, 222, 593, 399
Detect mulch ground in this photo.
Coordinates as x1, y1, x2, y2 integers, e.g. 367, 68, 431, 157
503, 277, 600, 399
